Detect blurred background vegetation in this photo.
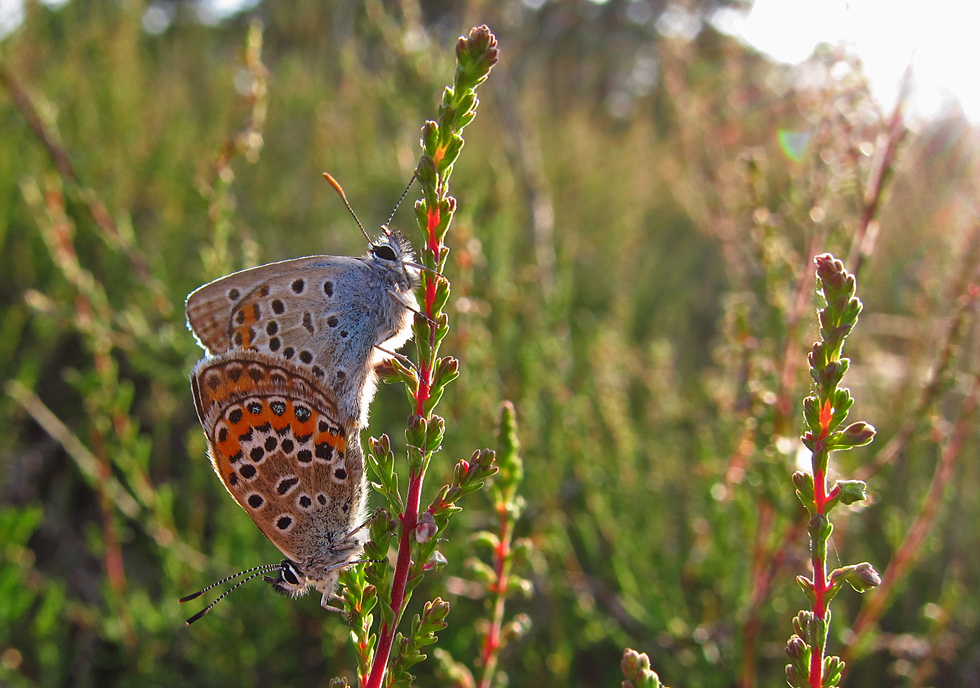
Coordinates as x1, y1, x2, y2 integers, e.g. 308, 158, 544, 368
1, 1, 978, 686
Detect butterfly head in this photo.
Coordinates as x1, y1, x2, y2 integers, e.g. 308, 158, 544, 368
368, 230, 420, 289
264, 559, 319, 599
181, 557, 347, 624
264, 558, 349, 611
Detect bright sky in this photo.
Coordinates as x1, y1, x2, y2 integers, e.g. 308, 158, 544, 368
712, 0, 980, 123
2, 0, 977, 123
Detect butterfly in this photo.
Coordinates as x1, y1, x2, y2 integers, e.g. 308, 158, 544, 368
181, 210, 420, 623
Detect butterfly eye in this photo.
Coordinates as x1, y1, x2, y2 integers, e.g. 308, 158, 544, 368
281, 562, 301, 586
372, 244, 398, 261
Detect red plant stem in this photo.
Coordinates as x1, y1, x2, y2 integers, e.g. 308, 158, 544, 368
809, 466, 828, 687
414, 204, 442, 416
739, 501, 774, 688
427, 204, 442, 257
477, 505, 512, 688
366, 171, 448, 688
416, 361, 431, 416
366, 466, 426, 688
809, 400, 834, 687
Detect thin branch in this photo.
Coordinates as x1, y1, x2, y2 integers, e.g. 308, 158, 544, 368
0, 58, 159, 288
848, 63, 912, 277
843, 363, 980, 671
856, 220, 980, 481
6, 379, 208, 569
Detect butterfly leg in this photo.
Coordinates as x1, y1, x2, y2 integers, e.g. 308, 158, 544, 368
373, 343, 417, 373
338, 514, 377, 543
320, 591, 350, 617
388, 289, 438, 327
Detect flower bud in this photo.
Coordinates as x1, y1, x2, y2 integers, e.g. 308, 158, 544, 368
415, 511, 438, 543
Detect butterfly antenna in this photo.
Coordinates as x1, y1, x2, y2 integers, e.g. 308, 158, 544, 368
182, 566, 280, 626
383, 173, 417, 234
323, 172, 372, 244
179, 562, 281, 604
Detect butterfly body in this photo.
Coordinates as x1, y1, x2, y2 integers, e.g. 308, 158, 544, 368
185, 231, 418, 614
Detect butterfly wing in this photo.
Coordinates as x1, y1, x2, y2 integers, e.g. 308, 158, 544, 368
186, 255, 364, 359
192, 351, 367, 564
186, 251, 417, 426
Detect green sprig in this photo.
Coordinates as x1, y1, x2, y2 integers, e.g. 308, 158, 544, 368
785, 254, 881, 688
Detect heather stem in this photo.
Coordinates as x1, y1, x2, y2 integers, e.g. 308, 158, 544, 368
476, 417, 519, 688
366, 467, 425, 688
362, 26, 498, 688
476, 507, 511, 688
786, 254, 878, 688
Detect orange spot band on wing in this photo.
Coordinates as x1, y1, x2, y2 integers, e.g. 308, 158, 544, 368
286, 400, 315, 436
315, 426, 347, 454
232, 305, 260, 348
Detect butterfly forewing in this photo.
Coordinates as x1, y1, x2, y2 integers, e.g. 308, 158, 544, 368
186, 244, 418, 427
186, 256, 360, 357
192, 351, 366, 564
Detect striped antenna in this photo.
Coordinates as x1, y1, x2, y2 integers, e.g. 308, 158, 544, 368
180, 563, 282, 626
179, 563, 282, 603
383, 174, 416, 232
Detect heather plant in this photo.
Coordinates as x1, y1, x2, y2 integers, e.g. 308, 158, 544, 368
432, 400, 533, 688
784, 254, 879, 688
1, 3, 978, 687
340, 26, 502, 686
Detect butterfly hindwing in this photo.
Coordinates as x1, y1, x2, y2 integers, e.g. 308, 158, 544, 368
192, 351, 366, 563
